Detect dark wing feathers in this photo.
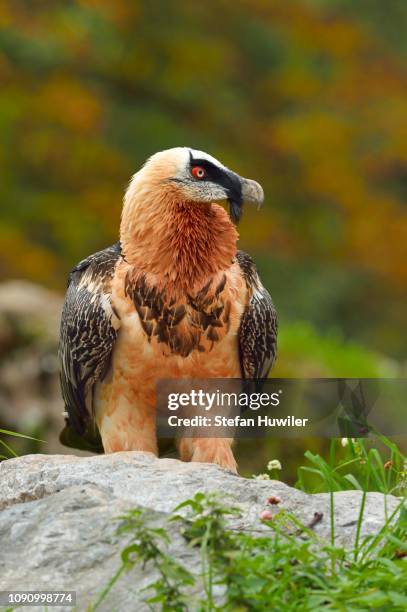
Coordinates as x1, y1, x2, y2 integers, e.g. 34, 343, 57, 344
237, 251, 277, 380
59, 242, 121, 451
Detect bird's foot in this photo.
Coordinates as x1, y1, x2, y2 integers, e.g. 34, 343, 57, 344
179, 438, 238, 474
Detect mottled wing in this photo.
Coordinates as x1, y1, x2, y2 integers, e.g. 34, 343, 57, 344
237, 251, 277, 380
59, 243, 121, 452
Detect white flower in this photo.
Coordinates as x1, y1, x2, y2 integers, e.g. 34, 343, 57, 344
267, 460, 282, 471
341, 438, 355, 447
253, 473, 271, 480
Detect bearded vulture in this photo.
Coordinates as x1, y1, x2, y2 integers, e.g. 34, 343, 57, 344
59, 148, 277, 472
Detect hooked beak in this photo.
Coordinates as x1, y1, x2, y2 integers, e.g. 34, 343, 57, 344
228, 176, 264, 224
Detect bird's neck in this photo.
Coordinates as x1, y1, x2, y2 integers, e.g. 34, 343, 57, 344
120, 192, 238, 294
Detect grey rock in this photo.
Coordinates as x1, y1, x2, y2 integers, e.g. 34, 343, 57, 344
0, 452, 402, 611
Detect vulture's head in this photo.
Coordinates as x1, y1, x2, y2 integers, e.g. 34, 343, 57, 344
123, 147, 264, 224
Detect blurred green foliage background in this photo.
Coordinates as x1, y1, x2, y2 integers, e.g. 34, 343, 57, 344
0, 1, 406, 472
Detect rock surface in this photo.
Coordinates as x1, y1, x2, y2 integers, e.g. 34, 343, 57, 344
0, 452, 401, 610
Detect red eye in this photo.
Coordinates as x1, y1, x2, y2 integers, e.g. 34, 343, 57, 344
191, 166, 206, 180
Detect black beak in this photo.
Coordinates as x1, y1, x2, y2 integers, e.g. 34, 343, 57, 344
228, 176, 264, 224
